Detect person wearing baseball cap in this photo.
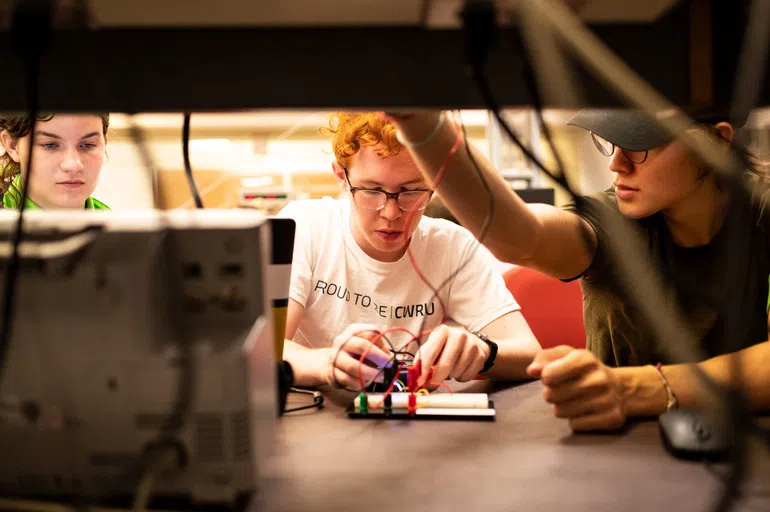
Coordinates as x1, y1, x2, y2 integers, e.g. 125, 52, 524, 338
386, 108, 770, 431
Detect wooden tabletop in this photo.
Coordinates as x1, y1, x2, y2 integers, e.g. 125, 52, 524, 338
252, 380, 770, 512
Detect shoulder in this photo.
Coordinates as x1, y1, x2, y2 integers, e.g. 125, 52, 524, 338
560, 189, 619, 244
562, 189, 646, 282
277, 197, 344, 224
416, 216, 477, 249
563, 189, 618, 218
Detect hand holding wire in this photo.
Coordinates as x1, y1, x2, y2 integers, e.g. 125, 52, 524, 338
326, 323, 391, 389
415, 325, 490, 388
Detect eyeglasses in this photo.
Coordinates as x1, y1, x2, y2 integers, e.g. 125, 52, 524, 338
343, 168, 433, 212
590, 132, 648, 164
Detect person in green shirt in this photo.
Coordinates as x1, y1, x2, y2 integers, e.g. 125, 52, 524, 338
0, 113, 110, 210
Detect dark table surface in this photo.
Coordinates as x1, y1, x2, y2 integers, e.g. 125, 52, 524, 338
253, 380, 770, 512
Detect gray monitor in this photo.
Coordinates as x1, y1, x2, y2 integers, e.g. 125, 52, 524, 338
0, 209, 278, 507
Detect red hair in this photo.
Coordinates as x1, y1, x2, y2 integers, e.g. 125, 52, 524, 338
321, 112, 403, 168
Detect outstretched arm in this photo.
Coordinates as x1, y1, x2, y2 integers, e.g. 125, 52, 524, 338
391, 112, 596, 279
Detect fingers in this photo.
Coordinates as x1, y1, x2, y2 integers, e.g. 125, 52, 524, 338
335, 334, 391, 368
536, 354, 628, 432
422, 381, 440, 392
417, 326, 450, 386
540, 350, 598, 386
431, 330, 465, 385
526, 345, 575, 378
416, 327, 491, 386
452, 336, 486, 382
417, 326, 465, 387
331, 351, 385, 389
568, 409, 627, 432
337, 323, 395, 362
332, 324, 489, 390
550, 389, 611, 419
542, 368, 611, 404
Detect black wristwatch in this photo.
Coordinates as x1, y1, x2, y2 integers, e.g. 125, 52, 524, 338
472, 331, 498, 374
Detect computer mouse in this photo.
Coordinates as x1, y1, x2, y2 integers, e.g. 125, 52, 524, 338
658, 409, 734, 461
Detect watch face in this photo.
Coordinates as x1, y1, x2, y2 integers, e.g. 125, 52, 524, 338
474, 331, 497, 374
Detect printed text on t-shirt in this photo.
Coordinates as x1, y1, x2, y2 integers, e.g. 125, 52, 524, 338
314, 279, 436, 319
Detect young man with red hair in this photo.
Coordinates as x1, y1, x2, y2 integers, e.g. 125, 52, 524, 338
279, 112, 540, 389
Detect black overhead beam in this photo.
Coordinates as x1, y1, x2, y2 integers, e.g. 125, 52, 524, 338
0, 1, 762, 113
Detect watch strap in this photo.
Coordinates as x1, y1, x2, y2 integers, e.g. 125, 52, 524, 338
472, 331, 498, 374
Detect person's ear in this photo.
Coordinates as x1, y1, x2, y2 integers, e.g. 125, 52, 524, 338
0, 130, 21, 163
714, 122, 735, 144
332, 161, 347, 190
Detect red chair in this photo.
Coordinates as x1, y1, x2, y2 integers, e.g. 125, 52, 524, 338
502, 266, 586, 349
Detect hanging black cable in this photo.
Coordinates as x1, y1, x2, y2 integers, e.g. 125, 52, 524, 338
182, 112, 204, 209
0, 0, 55, 387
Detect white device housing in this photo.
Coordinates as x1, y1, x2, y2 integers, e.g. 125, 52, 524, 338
0, 210, 277, 505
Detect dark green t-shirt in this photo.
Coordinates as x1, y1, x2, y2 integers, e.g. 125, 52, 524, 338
565, 189, 770, 367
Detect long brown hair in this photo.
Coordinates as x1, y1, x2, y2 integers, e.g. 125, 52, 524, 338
689, 122, 770, 188
0, 113, 110, 194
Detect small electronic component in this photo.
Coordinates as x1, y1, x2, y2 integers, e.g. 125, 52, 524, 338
353, 341, 492, 421
358, 392, 368, 414
348, 392, 495, 421
365, 359, 413, 394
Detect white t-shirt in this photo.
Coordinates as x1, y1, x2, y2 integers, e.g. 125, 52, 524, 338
279, 198, 519, 350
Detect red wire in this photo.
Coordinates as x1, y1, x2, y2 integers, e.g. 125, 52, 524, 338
352, 325, 440, 410
404, 116, 466, 394
354, 326, 431, 393
356, 326, 415, 390
402, 115, 464, 323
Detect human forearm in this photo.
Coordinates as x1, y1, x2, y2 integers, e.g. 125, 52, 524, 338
393, 113, 541, 264
283, 340, 329, 387
613, 341, 770, 419
663, 341, 770, 411
476, 312, 542, 381
483, 334, 541, 381
393, 113, 594, 278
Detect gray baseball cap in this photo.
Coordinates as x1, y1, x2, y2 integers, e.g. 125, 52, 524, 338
567, 108, 748, 151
